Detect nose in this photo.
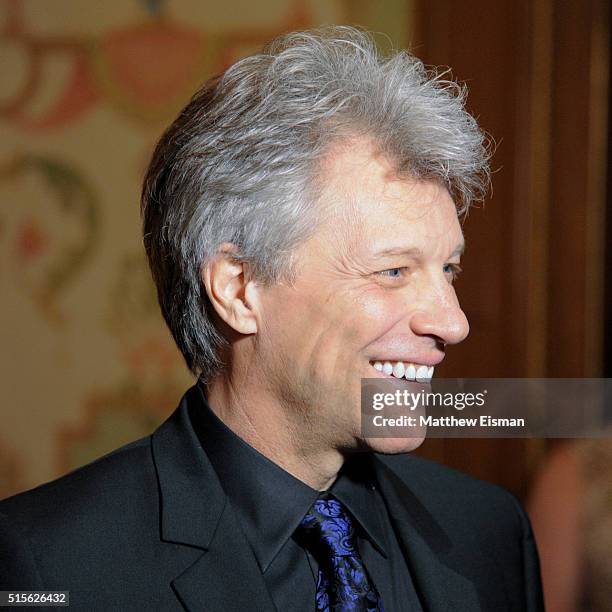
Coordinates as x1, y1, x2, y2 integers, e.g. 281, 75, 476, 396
409, 283, 470, 346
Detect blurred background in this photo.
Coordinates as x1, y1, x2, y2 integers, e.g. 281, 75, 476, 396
1, 0, 610, 608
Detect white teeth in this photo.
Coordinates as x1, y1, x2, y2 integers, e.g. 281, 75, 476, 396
392, 362, 405, 378
416, 365, 429, 382
370, 361, 435, 382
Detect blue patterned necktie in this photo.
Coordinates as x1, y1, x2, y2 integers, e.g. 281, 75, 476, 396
297, 494, 384, 612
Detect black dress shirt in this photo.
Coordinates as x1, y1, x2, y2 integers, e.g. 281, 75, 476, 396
190, 384, 423, 612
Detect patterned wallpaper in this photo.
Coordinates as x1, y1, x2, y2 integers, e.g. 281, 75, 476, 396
0, 0, 410, 498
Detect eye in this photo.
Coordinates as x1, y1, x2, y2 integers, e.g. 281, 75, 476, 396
443, 263, 462, 281
377, 267, 409, 280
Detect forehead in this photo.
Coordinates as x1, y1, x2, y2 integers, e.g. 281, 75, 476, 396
316, 139, 463, 255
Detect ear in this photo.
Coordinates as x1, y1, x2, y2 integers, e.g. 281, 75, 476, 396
201, 243, 259, 335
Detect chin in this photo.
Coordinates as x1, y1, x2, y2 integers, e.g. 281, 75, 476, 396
358, 435, 425, 455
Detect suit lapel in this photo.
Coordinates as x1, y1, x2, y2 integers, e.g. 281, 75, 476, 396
171, 502, 276, 612
152, 387, 276, 612
372, 456, 481, 611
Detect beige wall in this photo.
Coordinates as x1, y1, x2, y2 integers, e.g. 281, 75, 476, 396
0, 0, 412, 498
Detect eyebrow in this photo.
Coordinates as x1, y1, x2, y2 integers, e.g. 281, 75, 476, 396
373, 247, 423, 258
373, 242, 465, 259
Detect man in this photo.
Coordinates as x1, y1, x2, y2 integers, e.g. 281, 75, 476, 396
1, 26, 543, 611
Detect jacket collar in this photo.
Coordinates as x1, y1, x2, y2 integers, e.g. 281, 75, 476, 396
151, 386, 276, 611
372, 454, 482, 610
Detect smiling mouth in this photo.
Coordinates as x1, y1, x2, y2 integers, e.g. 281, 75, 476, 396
369, 361, 434, 382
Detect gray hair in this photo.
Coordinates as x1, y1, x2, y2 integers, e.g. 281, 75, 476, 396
141, 25, 490, 381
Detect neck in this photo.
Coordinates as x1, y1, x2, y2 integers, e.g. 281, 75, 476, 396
205, 373, 344, 491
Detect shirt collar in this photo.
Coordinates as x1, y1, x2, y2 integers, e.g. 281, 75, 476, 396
190, 383, 387, 572
330, 453, 387, 558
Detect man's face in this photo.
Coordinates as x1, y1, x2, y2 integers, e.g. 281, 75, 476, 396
254, 138, 469, 455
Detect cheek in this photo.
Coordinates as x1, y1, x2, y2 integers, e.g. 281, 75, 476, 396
258, 285, 339, 365
351, 287, 409, 343
319, 287, 399, 355
259, 283, 407, 372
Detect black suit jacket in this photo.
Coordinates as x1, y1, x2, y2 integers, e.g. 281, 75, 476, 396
0, 386, 544, 611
